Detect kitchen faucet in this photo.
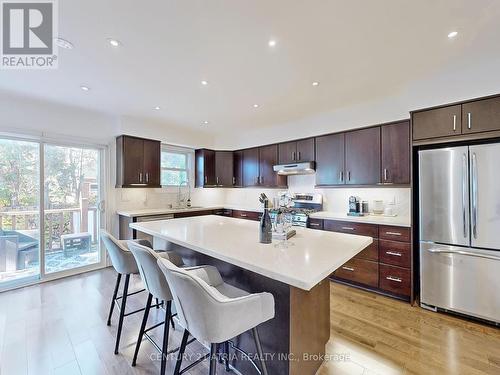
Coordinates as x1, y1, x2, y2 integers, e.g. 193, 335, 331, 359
177, 180, 190, 208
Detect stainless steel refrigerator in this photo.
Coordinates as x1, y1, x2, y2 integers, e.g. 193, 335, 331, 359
419, 143, 500, 324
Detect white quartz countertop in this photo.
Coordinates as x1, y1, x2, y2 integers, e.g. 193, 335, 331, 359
130, 215, 372, 291
310, 211, 411, 227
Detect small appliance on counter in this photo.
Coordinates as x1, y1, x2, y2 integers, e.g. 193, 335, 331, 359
347, 196, 368, 216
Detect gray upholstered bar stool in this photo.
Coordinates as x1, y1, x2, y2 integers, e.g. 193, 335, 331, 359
157, 258, 275, 375
127, 241, 184, 375
101, 230, 152, 354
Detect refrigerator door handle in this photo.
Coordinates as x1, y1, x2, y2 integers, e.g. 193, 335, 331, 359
462, 153, 468, 238
471, 153, 478, 239
428, 248, 500, 261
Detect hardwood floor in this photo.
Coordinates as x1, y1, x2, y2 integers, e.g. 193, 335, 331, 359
318, 283, 500, 375
0, 268, 499, 375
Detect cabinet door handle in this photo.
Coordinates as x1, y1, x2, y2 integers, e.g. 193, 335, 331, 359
341, 226, 355, 231
453, 114, 457, 131
145, 172, 149, 183
216, 177, 219, 185
139, 172, 143, 182
467, 112, 472, 129
241, 213, 247, 217
386, 276, 402, 283
205, 176, 208, 184
348, 171, 351, 181
385, 231, 402, 236
298, 151, 301, 160
309, 223, 320, 227
342, 266, 354, 272
260, 176, 263, 184
386, 251, 402, 257
292, 151, 296, 161
232, 177, 236, 185
339, 171, 344, 182
384, 168, 388, 181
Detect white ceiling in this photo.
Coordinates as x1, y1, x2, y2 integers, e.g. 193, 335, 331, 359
2, 0, 500, 135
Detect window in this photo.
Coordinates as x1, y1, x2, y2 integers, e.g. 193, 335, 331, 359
160, 146, 192, 186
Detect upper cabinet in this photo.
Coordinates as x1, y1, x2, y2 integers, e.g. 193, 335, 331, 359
462, 96, 500, 134
412, 105, 462, 140
278, 138, 315, 164
315, 121, 409, 187
412, 94, 500, 142
315, 133, 345, 186
215, 151, 234, 187
241, 145, 287, 188
381, 121, 410, 184
345, 127, 381, 185
195, 149, 216, 187
116, 135, 161, 188
233, 150, 243, 187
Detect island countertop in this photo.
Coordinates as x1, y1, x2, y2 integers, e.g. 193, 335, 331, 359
130, 215, 372, 291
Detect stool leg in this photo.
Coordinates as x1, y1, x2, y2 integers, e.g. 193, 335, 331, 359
174, 329, 189, 375
107, 273, 121, 326
114, 274, 130, 355
160, 301, 172, 375
224, 341, 230, 371
156, 297, 160, 309
132, 293, 153, 366
252, 327, 268, 375
209, 343, 217, 375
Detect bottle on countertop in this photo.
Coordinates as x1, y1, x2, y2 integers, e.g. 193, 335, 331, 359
259, 194, 272, 244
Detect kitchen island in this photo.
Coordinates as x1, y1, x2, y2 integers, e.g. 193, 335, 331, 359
130, 215, 372, 375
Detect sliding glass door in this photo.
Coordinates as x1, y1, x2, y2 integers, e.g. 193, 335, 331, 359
0, 137, 105, 290
0, 139, 41, 287
43, 144, 103, 274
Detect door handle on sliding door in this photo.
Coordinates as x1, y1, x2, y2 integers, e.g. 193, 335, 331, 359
471, 153, 478, 239
462, 153, 468, 238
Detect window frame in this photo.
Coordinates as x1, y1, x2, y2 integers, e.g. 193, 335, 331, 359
160, 145, 194, 188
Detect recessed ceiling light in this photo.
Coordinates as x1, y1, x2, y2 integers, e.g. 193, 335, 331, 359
80, 85, 90, 91
448, 31, 458, 39
54, 37, 74, 49
203, 120, 209, 125
312, 81, 320, 86
268, 39, 277, 47
253, 104, 259, 108
201, 80, 208, 86
107, 38, 122, 47
154, 106, 161, 110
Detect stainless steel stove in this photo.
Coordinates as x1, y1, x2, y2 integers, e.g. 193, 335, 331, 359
272, 193, 323, 227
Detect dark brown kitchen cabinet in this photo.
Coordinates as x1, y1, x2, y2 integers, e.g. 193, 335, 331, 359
345, 127, 381, 185
259, 144, 287, 187
462, 96, 500, 134
381, 121, 410, 184
315, 133, 345, 186
233, 150, 243, 187
412, 105, 462, 140
242, 147, 260, 187
278, 138, 315, 164
195, 149, 216, 187
215, 151, 234, 187
116, 135, 161, 188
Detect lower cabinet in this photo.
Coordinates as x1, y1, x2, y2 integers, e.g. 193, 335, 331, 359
322, 219, 412, 301
232, 209, 261, 221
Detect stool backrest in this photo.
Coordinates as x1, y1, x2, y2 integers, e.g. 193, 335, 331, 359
127, 241, 176, 302
157, 258, 230, 343
100, 230, 138, 275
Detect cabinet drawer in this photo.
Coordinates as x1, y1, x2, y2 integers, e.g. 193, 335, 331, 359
379, 225, 410, 242
214, 209, 232, 217
355, 239, 378, 261
308, 218, 323, 230
173, 210, 213, 218
333, 259, 378, 288
379, 264, 411, 296
379, 240, 410, 267
324, 220, 378, 238
232, 210, 260, 221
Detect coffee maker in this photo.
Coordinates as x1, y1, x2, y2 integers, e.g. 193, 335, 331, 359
348, 196, 360, 214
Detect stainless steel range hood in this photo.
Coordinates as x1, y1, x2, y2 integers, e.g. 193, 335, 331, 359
273, 161, 315, 175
